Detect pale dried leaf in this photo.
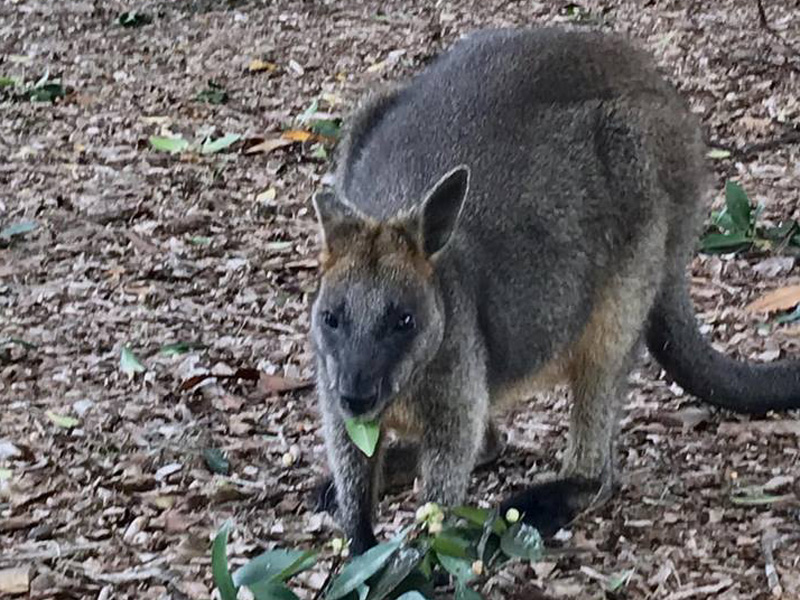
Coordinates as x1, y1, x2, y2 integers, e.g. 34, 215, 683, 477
745, 285, 800, 314
0, 567, 30, 595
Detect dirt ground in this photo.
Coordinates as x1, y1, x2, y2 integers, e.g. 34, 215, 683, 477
1, 0, 799, 598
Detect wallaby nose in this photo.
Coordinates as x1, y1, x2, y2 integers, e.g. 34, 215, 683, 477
340, 393, 378, 416
338, 369, 379, 415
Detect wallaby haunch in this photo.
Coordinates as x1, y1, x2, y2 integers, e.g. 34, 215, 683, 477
309, 28, 800, 553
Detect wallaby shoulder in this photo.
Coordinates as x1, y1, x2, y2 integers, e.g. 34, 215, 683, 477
336, 28, 697, 220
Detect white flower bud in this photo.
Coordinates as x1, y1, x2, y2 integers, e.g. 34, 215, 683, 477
472, 560, 484, 576
505, 508, 520, 523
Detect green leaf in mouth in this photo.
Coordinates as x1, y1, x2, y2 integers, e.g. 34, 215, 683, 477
344, 419, 380, 457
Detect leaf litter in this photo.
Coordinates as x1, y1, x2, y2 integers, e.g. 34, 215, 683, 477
1, 1, 799, 599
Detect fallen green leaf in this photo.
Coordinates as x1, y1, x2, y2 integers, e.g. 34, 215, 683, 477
725, 181, 752, 233
197, 82, 228, 104
0, 337, 37, 349
310, 118, 341, 139
28, 82, 66, 103
188, 235, 212, 245
203, 448, 230, 475
298, 98, 319, 123
311, 143, 328, 160
46, 411, 79, 429
149, 136, 190, 154
120, 346, 146, 376
117, 11, 152, 27
0, 76, 19, 88
160, 341, 206, 356
201, 133, 241, 155
731, 492, 794, 505
706, 148, 731, 159
0, 221, 37, 241
345, 419, 380, 457
606, 568, 635, 592
777, 305, 800, 325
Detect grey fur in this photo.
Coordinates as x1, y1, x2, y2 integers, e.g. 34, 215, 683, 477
310, 27, 800, 552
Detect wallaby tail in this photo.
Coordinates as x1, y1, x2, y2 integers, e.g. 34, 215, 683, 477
645, 274, 800, 413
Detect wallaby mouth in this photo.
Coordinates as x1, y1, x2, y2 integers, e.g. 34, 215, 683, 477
337, 375, 385, 419
340, 393, 378, 417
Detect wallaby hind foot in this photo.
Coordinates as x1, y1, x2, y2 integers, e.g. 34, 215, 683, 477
500, 477, 607, 537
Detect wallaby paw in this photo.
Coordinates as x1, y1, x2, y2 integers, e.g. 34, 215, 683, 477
350, 528, 378, 556
313, 476, 338, 514
499, 476, 603, 537
476, 426, 507, 467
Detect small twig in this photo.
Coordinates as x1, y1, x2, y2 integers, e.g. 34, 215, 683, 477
756, 0, 769, 29
664, 577, 734, 600
541, 545, 594, 559
755, 0, 800, 60
710, 129, 800, 161
62, 558, 170, 584
0, 541, 104, 563
313, 554, 342, 600
761, 527, 783, 597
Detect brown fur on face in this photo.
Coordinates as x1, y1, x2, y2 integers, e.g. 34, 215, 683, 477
320, 219, 433, 281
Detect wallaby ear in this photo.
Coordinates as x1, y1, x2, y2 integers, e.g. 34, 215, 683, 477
418, 165, 470, 257
312, 190, 365, 251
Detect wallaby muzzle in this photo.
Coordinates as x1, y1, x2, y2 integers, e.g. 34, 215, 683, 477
336, 360, 385, 417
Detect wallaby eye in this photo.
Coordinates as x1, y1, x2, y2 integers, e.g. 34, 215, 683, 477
322, 311, 339, 330
395, 312, 415, 332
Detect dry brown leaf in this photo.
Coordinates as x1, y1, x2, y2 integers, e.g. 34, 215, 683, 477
178, 580, 210, 599
0, 567, 30, 595
717, 420, 800, 437
740, 115, 771, 133
258, 372, 312, 394
244, 137, 293, 155
746, 285, 800, 314
248, 59, 277, 72
179, 367, 260, 391
281, 129, 313, 142
0, 515, 39, 533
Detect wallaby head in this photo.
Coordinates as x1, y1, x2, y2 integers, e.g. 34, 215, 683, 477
311, 166, 470, 420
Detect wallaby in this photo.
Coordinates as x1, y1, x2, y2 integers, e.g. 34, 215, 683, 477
309, 28, 800, 554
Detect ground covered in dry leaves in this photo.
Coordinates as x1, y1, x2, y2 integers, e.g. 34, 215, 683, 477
1, 0, 799, 598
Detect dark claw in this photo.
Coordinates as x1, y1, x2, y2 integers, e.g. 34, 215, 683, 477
314, 476, 338, 514
312, 478, 376, 556
500, 477, 603, 537
350, 526, 378, 556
